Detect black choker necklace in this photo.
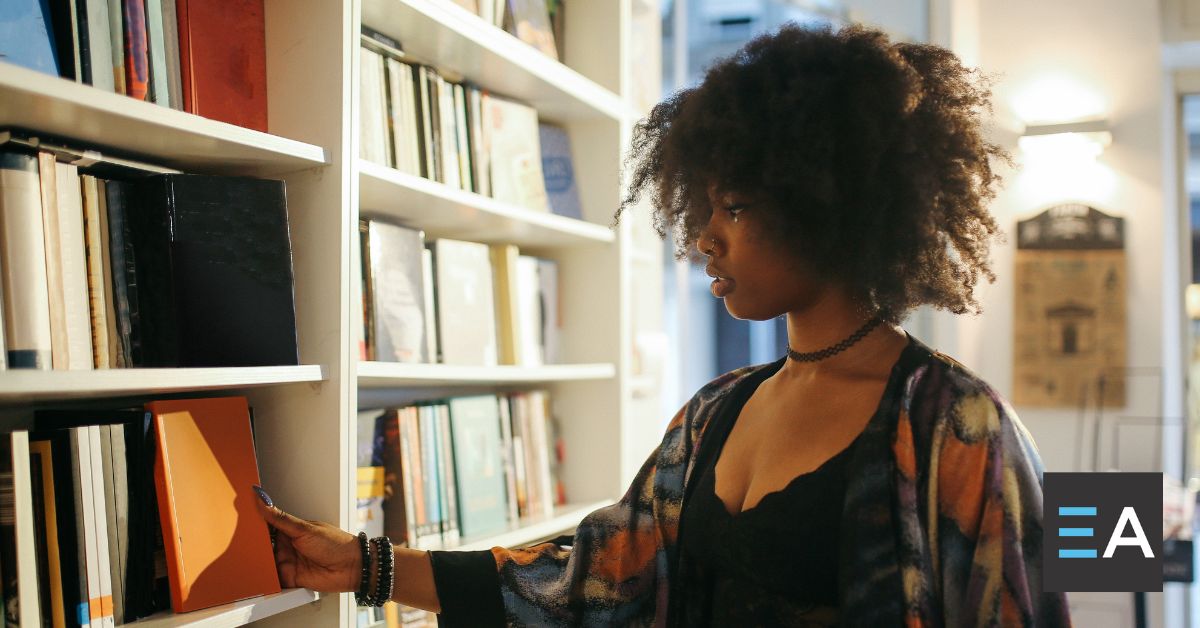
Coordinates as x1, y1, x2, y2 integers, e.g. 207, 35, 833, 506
785, 317, 883, 362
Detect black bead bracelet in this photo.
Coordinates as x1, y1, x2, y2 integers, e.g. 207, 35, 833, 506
369, 535, 394, 607
354, 531, 371, 606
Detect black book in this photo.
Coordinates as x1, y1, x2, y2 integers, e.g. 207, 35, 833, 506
125, 174, 300, 367
104, 180, 144, 368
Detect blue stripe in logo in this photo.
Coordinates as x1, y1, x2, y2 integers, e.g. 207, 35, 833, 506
1058, 527, 1094, 537
1058, 506, 1097, 516
1059, 549, 1098, 558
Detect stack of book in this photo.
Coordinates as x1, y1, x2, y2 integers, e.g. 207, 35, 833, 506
0, 0, 271, 131
0, 140, 300, 370
356, 390, 565, 554
359, 28, 583, 221
0, 396, 279, 626
359, 218, 560, 367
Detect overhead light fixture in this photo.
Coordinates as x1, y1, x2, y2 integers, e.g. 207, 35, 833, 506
1019, 119, 1112, 161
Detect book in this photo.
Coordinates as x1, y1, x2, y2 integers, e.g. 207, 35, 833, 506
86, 426, 115, 627
148, 397, 281, 613
38, 152, 69, 370
124, 174, 299, 367
436, 75, 461, 189
4, 431, 44, 625
0, 0, 61, 77
435, 404, 458, 546
385, 58, 420, 177
53, 162, 94, 370
31, 428, 86, 627
398, 408, 423, 547
96, 180, 122, 368
356, 410, 385, 539
467, 86, 490, 197
505, 0, 557, 59
489, 244, 521, 365
515, 255, 542, 366
80, 0, 116, 91
102, 180, 141, 367
360, 46, 391, 166
420, 248, 438, 364
80, 175, 111, 368
453, 84, 473, 191
537, 258, 560, 364
144, 0, 170, 107
28, 439, 61, 628
0, 150, 53, 369
123, 0, 150, 99
433, 239, 497, 365
46, 0, 80, 80
159, 0, 181, 109
538, 124, 583, 220
496, 395, 519, 524
98, 425, 126, 624
175, 0, 268, 131
415, 65, 437, 181
505, 396, 528, 518
73, 427, 103, 627
377, 410, 410, 547
447, 396, 508, 538
526, 391, 555, 516
106, 0, 125, 93
365, 221, 428, 364
483, 95, 549, 212
358, 220, 374, 360
417, 405, 442, 549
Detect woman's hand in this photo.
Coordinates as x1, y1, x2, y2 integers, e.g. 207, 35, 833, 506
252, 485, 362, 593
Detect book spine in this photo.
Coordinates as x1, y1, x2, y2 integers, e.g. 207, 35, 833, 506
125, 177, 178, 367
436, 405, 458, 547
83, 0, 116, 91
37, 152, 69, 370
87, 427, 114, 627
436, 76, 460, 189
144, 0, 170, 107
28, 441, 65, 628
100, 426, 125, 624
106, 0, 126, 93
54, 163, 94, 370
396, 409, 419, 548
358, 220, 373, 361
410, 65, 430, 180
160, 0, 182, 109
420, 248, 437, 364
102, 181, 143, 367
151, 415, 184, 613
174, 0, 191, 110
96, 181, 122, 368
0, 152, 53, 369
422, 68, 441, 184
10, 431, 44, 625
497, 395, 519, 524
384, 58, 410, 175
80, 176, 110, 368
123, 0, 150, 100
418, 406, 442, 549
74, 427, 101, 626
453, 84, 473, 192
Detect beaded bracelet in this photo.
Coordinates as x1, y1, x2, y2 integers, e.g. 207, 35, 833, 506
354, 531, 371, 606
368, 536, 394, 607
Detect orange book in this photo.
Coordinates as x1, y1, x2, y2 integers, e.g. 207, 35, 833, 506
148, 397, 281, 613
175, 0, 268, 131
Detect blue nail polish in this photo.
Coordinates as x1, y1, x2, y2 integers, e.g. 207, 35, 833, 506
253, 484, 273, 507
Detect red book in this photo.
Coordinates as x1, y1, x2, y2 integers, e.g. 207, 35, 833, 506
123, 0, 150, 100
175, 0, 268, 131
148, 397, 281, 613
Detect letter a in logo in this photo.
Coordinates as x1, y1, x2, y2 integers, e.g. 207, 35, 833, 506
1103, 506, 1155, 558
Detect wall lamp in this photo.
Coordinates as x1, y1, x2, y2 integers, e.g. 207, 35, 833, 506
1018, 119, 1112, 162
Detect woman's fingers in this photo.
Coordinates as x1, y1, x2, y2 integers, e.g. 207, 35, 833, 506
252, 485, 312, 538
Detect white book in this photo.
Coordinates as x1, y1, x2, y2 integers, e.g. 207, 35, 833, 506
421, 248, 438, 364
0, 152, 53, 369
88, 426, 115, 627
385, 58, 416, 176
515, 255, 543, 366
482, 94, 549, 211
145, 0, 171, 107
468, 87, 490, 197
497, 396, 519, 524
100, 424, 126, 624
74, 427, 102, 627
401, 64, 422, 177
437, 76, 462, 190
105, 0, 125, 94
433, 239, 497, 365
38, 153, 69, 370
537, 258, 559, 364
54, 163, 95, 370
10, 431, 43, 625
452, 84, 473, 192
359, 47, 391, 166
527, 391, 555, 517
84, 0, 116, 92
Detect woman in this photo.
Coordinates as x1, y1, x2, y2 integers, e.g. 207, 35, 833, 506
253, 24, 1073, 626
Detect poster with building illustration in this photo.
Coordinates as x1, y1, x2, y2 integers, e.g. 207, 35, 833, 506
1014, 204, 1126, 407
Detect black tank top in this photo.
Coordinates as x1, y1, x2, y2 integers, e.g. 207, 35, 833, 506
679, 363, 858, 627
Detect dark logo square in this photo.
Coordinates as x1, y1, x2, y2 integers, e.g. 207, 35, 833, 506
1043, 472, 1163, 592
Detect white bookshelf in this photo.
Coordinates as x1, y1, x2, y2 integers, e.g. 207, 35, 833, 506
357, 362, 615, 387
0, 365, 326, 402
454, 500, 614, 552
358, 159, 615, 249
0, 0, 662, 626
128, 589, 320, 628
0, 63, 328, 176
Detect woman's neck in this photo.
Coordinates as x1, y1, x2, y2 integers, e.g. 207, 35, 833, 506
778, 292, 905, 383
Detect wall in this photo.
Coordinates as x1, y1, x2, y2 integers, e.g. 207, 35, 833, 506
939, 0, 1176, 625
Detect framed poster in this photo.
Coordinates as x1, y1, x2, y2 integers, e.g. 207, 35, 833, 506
1014, 204, 1126, 407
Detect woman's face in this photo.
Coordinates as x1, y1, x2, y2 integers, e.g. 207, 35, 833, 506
697, 187, 831, 321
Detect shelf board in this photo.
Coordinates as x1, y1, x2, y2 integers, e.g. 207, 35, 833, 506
361, 0, 627, 122
358, 160, 614, 248
0, 365, 327, 403
128, 588, 319, 628
454, 500, 612, 552
0, 62, 327, 176
357, 362, 615, 387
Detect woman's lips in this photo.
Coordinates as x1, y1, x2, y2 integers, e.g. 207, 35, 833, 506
710, 276, 736, 297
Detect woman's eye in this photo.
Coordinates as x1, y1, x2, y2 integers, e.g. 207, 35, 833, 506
726, 204, 746, 218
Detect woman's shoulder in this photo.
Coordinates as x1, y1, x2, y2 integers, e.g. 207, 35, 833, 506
900, 339, 1022, 441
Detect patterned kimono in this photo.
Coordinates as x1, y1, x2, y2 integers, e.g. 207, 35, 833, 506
430, 336, 1074, 626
